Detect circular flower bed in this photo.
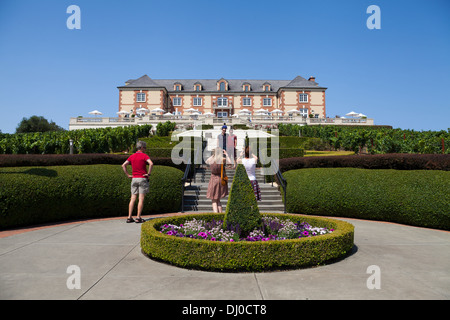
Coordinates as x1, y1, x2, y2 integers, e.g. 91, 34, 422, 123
141, 213, 354, 272
159, 216, 334, 242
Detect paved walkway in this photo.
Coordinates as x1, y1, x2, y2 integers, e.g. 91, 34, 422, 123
0, 213, 449, 300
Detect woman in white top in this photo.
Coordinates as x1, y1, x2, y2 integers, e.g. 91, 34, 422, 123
239, 146, 261, 201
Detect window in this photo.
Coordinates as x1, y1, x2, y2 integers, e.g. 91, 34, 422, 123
219, 82, 226, 91
217, 111, 228, 118
264, 85, 270, 91
243, 84, 250, 91
243, 97, 251, 106
217, 97, 228, 106
173, 97, 182, 106
136, 93, 146, 102
195, 85, 201, 91
299, 108, 308, 117
299, 93, 308, 102
263, 98, 272, 106
193, 97, 202, 106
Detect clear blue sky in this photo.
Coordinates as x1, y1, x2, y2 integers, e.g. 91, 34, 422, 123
0, 0, 449, 133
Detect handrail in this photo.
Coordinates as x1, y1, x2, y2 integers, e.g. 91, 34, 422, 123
180, 144, 202, 212
271, 159, 287, 213
180, 158, 192, 213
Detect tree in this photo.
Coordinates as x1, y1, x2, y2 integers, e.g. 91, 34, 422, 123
15, 116, 65, 133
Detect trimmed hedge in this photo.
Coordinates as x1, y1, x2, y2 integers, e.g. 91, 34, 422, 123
0, 154, 185, 171
284, 168, 450, 230
0, 164, 183, 229
223, 164, 262, 236
279, 153, 450, 172
141, 213, 354, 272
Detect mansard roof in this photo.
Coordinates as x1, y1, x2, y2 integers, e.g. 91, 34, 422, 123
118, 75, 326, 91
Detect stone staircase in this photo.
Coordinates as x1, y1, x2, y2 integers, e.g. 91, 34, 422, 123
183, 166, 285, 212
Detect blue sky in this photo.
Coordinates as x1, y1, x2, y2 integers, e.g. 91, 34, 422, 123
0, 0, 449, 133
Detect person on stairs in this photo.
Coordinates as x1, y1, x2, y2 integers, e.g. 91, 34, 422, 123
238, 145, 261, 201
206, 148, 231, 213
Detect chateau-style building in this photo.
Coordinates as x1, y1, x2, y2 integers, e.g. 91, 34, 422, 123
117, 74, 327, 118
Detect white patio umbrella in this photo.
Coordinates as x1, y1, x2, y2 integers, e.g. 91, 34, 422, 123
89, 110, 102, 116
116, 110, 130, 115
163, 112, 173, 116
151, 107, 165, 113
358, 113, 367, 118
231, 113, 240, 117
136, 107, 148, 114
239, 108, 251, 114
271, 109, 283, 114
185, 108, 198, 113
203, 112, 215, 117
345, 111, 359, 117
287, 109, 301, 114
255, 109, 269, 114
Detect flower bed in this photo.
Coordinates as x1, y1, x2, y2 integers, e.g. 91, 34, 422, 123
159, 216, 334, 242
141, 213, 354, 272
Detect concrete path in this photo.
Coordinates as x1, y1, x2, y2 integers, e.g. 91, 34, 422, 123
0, 214, 449, 300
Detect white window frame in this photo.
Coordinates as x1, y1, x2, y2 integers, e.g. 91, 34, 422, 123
263, 98, 272, 106
136, 92, 146, 102
173, 97, 182, 106
299, 108, 308, 117
217, 97, 228, 106
243, 97, 252, 106
299, 93, 308, 103
193, 97, 202, 106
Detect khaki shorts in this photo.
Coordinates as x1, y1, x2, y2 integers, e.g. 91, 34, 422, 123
131, 178, 149, 195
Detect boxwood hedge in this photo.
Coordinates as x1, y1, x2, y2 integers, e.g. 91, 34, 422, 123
140, 212, 354, 272
284, 168, 450, 230
0, 164, 183, 229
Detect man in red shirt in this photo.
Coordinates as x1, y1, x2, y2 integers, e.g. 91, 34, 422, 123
121, 141, 153, 223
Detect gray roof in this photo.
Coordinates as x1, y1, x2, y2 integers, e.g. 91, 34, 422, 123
118, 74, 326, 92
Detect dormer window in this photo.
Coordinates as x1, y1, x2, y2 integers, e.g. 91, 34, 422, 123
243, 83, 251, 92
217, 78, 228, 91
263, 82, 271, 91
174, 82, 182, 91
194, 84, 202, 91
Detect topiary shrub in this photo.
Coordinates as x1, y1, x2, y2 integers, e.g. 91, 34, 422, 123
223, 164, 262, 236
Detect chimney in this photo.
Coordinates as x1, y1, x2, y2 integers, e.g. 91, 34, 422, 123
308, 76, 316, 82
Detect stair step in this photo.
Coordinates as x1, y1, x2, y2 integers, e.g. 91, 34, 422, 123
182, 166, 284, 213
